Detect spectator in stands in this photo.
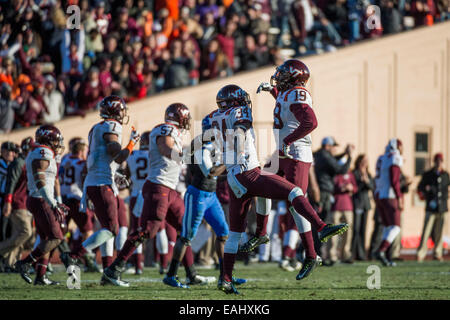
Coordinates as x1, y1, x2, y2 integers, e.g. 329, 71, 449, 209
239, 35, 265, 71
217, 20, 237, 71
164, 39, 195, 90
201, 39, 231, 80
352, 154, 375, 261
380, 0, 404, 34
77, 66, 104, 111
410, 0, 437, 26
42, 75, 65, 124
416, 153, 449, 262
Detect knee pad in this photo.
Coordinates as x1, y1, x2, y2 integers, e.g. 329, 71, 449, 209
385, 225, 401, 243
256, 197, 271, 216
224, 231, 243, 254
156, 229, 169, 254
289, 207, 311, 233
288, 187, 304, 203
100, 237, 114, 257
217, 235, 228, 243
179, 236, 191, 246
38, 238, 62, 253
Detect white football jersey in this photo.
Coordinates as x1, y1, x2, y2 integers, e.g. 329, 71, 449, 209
147, 123, 183, 190
60, 156, 86, 200
84, 120, 122, 195
219, 105, 259, 176
26, 146, 57, 199
127, 149, 149, 197
274, 86, 313, 163
375, 151, 403, 199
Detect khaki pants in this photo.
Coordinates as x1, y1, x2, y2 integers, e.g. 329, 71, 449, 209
0, 209, 35, 267
417, 211, 447, 260
326, 210, 353, 262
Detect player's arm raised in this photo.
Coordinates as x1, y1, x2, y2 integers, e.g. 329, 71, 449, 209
105, 127, 140, 164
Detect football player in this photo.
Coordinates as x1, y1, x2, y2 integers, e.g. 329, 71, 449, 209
163, 133, 245, 288
123, 131, 151, 274
103, 103, 209, 287
207, 84, 348, 294
65, 95, 140, 272
15, 125, 69, 285
374, 138, 404, 267
252, 59, 326, 280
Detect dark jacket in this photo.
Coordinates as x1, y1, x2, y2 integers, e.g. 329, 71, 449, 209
352, 169, 374, 212
313, 148, 352, 194
417, 168, 450, 213
4, 155, 28, 210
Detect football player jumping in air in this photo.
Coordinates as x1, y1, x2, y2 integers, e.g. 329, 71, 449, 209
250, 59, 338, 280
65, 95, 141, 273
374, 138, 404, 267
15, 125, 68, 285
208, 84, 348, 294
103, 103, 209, 287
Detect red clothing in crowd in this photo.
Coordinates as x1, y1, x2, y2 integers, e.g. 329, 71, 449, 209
216, 34, 235, 70
332, 172, 358, 211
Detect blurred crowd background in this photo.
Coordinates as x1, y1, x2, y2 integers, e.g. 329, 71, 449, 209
1, 0, 449, 133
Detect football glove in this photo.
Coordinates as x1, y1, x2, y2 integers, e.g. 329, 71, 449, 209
279, 143, 293, 159
54, 203, 69, 224
115, 171, 130, 189
130, 127, 141, 144
256, 82, 273, 94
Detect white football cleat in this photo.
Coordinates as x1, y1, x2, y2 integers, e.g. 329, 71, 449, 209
186, 275, 216, 285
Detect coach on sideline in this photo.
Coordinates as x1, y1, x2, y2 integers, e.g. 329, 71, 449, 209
416, 153, 450, 262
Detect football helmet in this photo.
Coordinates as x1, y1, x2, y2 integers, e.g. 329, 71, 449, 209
165, 103, 191, 130
99, 95, 129, 125
35, 125, 65, 154
216, 84, 252, 110
270, 59, 310, 92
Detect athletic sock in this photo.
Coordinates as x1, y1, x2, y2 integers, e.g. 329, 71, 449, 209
255, 213, 268, 237
300, 231, 317, 259
218, 258, 224, 280
167, 260, 180, 277
102, 256, 113, 269
292, 196, 326, 231
378, 240, 391, 252
223, 253, 236, 282
36, 257, 49, 277
23, 248, 45, 264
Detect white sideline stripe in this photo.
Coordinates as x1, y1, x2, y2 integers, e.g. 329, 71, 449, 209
79, 277, 275, 284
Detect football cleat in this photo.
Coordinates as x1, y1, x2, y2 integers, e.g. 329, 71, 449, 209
34, 274, 60, 286
375, 251, 391, 267
102, 261, 129, 287
84, 253, 102, 273
135, 269, 143, 275
319, 223, 349, 243
232, 277, 247, 285
290, 259, 302, 271
296, 256, 322, 281
159, 265, 167, 275
239, 234, 270, 253
186, 274, 216, 285
218, 279, 240, 295
163, 276, 189, 289
14, 260, 33, 284
280, 259, 295, 272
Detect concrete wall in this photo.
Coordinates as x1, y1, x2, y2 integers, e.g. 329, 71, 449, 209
3, 22, 450, 247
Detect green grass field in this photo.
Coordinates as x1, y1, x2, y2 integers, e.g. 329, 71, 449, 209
0, 261, 449, 300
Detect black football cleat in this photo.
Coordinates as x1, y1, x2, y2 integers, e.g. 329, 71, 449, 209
239, 234, 270, 253
218, 279, 240, 295
14, 260, 33, 284
102, 260, 129, 287
319, 223, 349, 243
84, 253, 102, 273
376, 251, 395, 267
34, 274, 60, 286
296, 256, 322, 281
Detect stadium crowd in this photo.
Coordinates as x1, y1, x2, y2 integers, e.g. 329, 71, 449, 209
1, 0, 449, 133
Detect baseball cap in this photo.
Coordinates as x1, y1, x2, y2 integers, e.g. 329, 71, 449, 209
321, 136, 338, 146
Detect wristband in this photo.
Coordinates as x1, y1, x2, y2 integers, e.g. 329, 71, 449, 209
126, 140, 135, 154
4, 194, 12, 203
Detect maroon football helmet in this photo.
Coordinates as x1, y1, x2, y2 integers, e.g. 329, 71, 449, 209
270, 59, 310, 92
99, 95, 129, 124
216, 84, 252, 110
35, 125, 65, 154
165, 103, 191, 130
20, 136, 34, 154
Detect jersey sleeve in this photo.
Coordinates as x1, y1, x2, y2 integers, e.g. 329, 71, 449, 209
287, 88, 313, 107
36, 147, 54, 162
153, 124, 178, 139
103, 120, 123, 137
